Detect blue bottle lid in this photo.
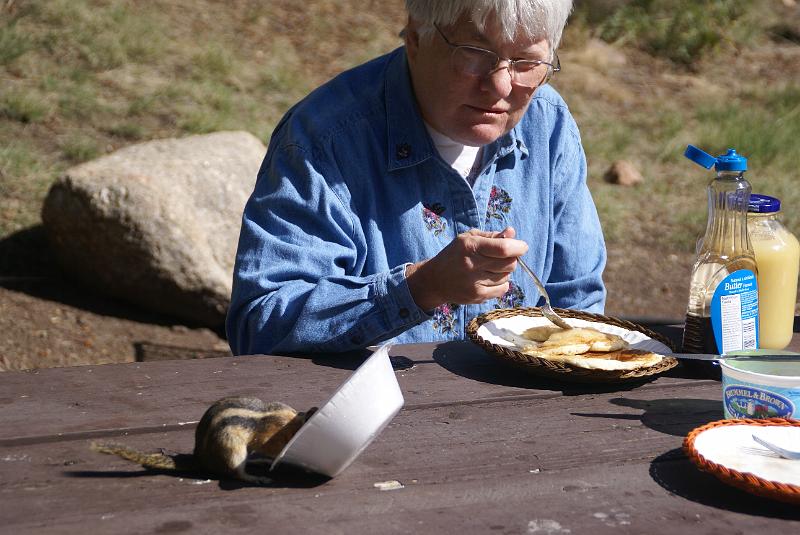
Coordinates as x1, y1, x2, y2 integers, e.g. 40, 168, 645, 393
748, 194, 781, 213
685, 145, 748, 171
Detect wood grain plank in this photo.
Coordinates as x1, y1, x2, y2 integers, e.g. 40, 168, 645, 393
7, 463, 798, 535
2, 382, 798, 533
0, 342, 715, 443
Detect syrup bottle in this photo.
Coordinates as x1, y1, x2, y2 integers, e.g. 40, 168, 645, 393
682, 145, 759, 355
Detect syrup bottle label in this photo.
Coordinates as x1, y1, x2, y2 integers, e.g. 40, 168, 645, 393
710, 269, 759, 353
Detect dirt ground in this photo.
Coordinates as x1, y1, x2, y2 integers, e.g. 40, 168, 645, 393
0, 225, 692, 371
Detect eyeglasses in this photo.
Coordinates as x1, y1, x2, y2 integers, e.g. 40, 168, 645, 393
434, 24, 560, 89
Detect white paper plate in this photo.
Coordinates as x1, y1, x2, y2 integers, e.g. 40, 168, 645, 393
694, 424, 800, 487
475, 315, 672, 354
270, 345, 404, 478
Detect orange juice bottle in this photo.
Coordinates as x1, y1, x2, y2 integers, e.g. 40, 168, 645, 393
747, 194, 800, 349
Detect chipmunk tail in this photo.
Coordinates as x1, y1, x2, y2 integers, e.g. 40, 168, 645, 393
91, 442, 187, 471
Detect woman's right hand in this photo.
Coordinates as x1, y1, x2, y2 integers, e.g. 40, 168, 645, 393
405, 226, 528, 311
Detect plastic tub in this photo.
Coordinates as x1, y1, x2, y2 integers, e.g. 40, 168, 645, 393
721, 350, 800, 419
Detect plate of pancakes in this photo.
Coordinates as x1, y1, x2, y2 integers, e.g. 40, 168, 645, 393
467, 307, 678, 383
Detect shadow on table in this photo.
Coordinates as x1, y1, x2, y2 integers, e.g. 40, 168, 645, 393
571, 397, 723, 437
650, 449, 800, 519
310, 350, 421, 373
310, 351, 369, 371
66, 454, 329, 490
430, 341, 661, 394
309, 343, 465, 374
307, 340, 723, 397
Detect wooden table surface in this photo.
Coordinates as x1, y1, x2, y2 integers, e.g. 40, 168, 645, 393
2, 325, 800, 534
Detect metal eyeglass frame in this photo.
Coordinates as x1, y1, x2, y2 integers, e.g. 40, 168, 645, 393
433, 23, 560, 88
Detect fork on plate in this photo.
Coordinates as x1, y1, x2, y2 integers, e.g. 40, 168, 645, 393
515, 256, 572, 330
752, 434, 800, 460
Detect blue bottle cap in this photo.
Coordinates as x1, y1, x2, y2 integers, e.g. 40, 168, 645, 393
748, 194, 781, 213
684, 145, 717, 169
715, 148, 747, 171
685, 145, 748, 171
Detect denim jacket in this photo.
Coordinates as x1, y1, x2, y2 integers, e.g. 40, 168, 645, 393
227, 47, 606, 355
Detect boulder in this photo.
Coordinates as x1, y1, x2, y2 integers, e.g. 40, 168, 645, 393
41, 131, 266, 328
603, 160, 643, 187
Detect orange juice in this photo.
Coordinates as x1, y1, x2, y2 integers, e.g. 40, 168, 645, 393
748, 195, 800, 349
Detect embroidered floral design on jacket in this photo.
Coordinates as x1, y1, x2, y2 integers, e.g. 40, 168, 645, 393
432, 303, 459, 334
486, 186, 513, 223
422, 202, 447, 236
495, 280, 525, 309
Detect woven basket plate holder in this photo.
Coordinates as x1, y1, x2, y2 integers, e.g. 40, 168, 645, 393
467, 307, 678, 383
684, 418, 800, 504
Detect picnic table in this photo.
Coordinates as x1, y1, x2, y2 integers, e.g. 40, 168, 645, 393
2, 322, 800, 534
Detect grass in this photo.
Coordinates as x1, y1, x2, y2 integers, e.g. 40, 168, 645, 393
0, 140, 59, 236
696, 84, 800, 232
0, 90, 50, 123
191, 45, 235, 81
575, 0, 755, 65
0, 0, 405, 245
33, 0, 167, 70
0, 0, 798, 260
61, 134, 101, 163
106, 122, 145, 141
562, 0, 800, 251
0, 18, 31, 65
584, 81, 800, 249
695, 85, 800, 174
58, 82, 103, 121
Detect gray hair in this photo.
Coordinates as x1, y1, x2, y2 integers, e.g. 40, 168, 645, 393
405, 0, 573, 54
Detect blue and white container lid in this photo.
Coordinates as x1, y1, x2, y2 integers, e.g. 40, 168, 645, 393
748, 194, 781, 213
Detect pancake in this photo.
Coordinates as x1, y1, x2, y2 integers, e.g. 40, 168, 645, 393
538, 327, 626, 353
522, 326, 562, 342
518, 325, 663, 370
563, 349, 663, 371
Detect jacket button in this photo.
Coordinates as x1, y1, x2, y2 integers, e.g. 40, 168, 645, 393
396, 143, 411, 159
399, 308, 410, 319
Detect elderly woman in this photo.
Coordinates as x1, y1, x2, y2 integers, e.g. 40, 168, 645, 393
227, 0, 606, 355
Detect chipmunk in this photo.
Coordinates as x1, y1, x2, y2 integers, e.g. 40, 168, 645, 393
92, 396, 317, 485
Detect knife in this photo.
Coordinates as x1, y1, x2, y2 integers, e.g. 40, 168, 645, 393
668, 353, 720, 361
668, 353, 800, 362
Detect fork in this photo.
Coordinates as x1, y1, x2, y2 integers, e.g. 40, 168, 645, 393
516, 256, 572, 330
752, 434, 800, 460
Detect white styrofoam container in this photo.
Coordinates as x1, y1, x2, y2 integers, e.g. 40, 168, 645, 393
270, 345, 404, 477
721, 350, 800, 419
